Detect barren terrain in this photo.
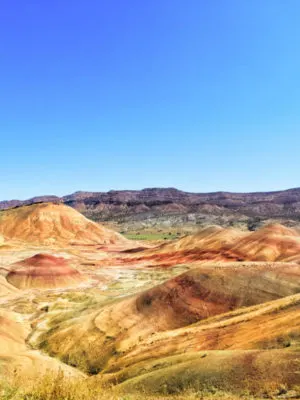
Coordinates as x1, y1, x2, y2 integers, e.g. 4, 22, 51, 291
0, 202, 299, 399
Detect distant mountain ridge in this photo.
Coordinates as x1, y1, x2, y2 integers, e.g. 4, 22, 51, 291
1, 187, 300, 229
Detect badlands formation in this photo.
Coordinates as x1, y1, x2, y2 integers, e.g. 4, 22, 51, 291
6, 254, 84, 289
0, 202, 126, 246
0, 202, 299, 398
129, 223, 300, 266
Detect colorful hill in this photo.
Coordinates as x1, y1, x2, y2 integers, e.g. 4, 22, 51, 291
1, 204, 300, 397
6, 254, 85, 289
231, 223, 300, 262
32, 262, 300, 378
0, 202, 127, 246
132, 223, 300, 266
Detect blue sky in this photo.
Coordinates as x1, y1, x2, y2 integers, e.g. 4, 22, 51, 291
1, 0, 300, 199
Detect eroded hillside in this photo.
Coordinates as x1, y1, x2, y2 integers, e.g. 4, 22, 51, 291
0, 203, 299, 398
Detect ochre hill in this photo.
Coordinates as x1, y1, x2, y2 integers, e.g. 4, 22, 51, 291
105, 293, 300, 396
0, 310, 83, 379
0, 202, 127, 246
231, 223, 300, 262
32, 262, 300, 375
132, 223, 300, 266
6, 254, 84, 289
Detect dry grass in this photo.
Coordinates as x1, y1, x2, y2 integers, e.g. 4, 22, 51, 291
0, 370, 257, 400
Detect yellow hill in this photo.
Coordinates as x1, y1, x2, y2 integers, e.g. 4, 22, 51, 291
0, 203, 127, 246
32, 262, 300, 376
132, 223, 300, 266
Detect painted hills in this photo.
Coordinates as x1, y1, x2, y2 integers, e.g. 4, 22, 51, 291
31, 262, 300, 393
132, 223, 300, 266
0, 199, 300, 398
0, 202, 127, 246
112, 294, 300, 395
1, 187, 300, 231
7, 254, 84, 289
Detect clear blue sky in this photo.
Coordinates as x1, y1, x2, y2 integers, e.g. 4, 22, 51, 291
1, 0, 300, 199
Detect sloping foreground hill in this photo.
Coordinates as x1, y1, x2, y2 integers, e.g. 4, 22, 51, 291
0, 202, 127, 246
130, 223, 300, 266
31, 263, 300, 394
107, 293, 300, 395
0, 309, 84, 379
